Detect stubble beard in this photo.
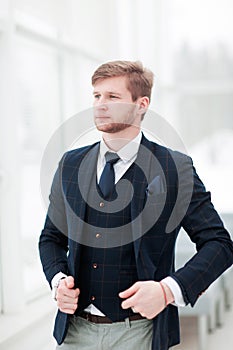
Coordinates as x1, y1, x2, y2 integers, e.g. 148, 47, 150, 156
95, 107, 138, 134
95, 121, 134, 133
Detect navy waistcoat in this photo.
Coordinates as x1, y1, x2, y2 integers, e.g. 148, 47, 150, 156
76, 164, 141, 321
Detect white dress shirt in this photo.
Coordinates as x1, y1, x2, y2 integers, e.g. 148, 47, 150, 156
52, 132, 185, 314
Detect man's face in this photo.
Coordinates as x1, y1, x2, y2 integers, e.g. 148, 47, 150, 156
93, 76, 140, 133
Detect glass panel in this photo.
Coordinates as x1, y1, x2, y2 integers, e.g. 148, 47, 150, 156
170, 0, 233, 215
16, 34, 61, 300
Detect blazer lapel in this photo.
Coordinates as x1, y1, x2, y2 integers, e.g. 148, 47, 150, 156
76, 142, 100, 225
131, 135, 166, 275
66, 143, 100, 272
131, 135, 155, 261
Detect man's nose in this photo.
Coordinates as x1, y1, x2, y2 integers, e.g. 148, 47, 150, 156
95, 98, 108, 109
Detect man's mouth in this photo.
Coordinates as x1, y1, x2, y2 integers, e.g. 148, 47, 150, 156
95, 115, 111, 122
95, 114, 111, 118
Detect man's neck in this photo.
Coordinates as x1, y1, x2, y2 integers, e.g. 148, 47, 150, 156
102, 126, 141, 152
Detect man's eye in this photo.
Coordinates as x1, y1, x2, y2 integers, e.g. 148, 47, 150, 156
94, 95, 100, 99
109, 95, 119, 99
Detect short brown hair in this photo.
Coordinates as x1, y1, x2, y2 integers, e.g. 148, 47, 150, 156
92, 60, 154, 102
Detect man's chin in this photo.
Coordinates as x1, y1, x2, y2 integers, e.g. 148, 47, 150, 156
95, 123, 131, 133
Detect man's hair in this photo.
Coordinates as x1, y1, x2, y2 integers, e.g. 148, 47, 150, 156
92, 60, 154, 102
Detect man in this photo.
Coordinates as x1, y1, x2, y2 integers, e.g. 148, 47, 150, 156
39, 60, 233, 350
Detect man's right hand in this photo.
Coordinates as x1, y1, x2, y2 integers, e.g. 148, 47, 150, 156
56, 276, 80, 314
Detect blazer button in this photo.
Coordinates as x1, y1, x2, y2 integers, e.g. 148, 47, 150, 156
99, 202, 105, 208
91, 296, 96, 301
96, 233, 101, 238
93, 263, 98, 269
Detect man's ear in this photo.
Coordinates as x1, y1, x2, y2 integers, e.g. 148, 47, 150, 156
137, 96, 150, 117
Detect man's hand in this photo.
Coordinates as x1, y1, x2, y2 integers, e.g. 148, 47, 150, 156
119, 281, 174, 319
56, 276, 80, 314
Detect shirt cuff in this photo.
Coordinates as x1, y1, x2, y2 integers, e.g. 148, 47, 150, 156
51, 272, 67, 300
162, 276, 186, 307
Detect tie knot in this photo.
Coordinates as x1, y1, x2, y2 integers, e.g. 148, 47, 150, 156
105, 152, 120, 165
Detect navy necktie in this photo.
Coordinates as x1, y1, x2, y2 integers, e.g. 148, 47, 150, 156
99, 152, 120, 199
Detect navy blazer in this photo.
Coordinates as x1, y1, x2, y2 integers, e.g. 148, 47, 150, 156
39, 134, 233, 350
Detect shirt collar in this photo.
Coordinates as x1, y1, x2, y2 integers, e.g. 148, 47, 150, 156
99, 132, 142, 163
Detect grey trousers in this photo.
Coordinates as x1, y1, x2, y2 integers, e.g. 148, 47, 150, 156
56, 315, 153, 350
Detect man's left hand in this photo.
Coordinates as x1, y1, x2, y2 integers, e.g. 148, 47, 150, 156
119, 281, 174, 319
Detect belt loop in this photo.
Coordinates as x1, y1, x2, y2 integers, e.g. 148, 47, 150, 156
124, 317, 131, 329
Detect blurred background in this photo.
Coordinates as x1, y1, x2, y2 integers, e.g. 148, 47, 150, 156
0, 0, 232, 349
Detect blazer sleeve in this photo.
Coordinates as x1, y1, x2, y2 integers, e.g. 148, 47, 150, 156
171, 155, 233, 306
39, 154, 69, 286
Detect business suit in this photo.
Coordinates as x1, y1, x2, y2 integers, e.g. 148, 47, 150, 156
39, 134, 233, 350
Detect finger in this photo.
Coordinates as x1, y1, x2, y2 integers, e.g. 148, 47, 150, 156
65, 276, 75, 289
58, 304, 78, 314
66, 288, 80, 298
119, 282, 139, 299
57, 297, 78, 314
121, 294, 137, 310
57, 296, 77, 305
131, 307, 138, 313
57, 286, 80, 299
56, 293, 79, 305
75, 288, 80, 297
60, 308, 76, 314
59, 277, 80, 297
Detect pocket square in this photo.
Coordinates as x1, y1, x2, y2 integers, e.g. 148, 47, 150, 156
146, 175, 165, 195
